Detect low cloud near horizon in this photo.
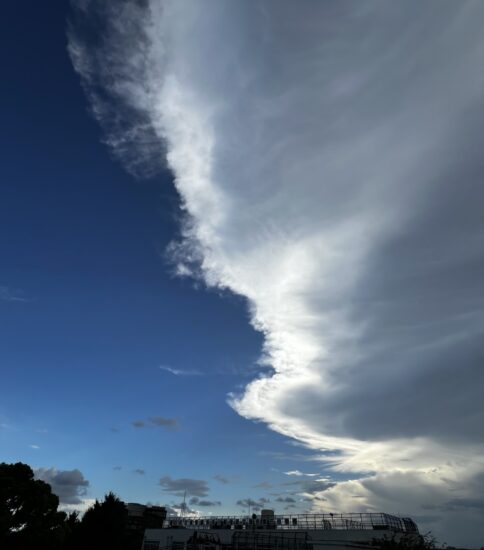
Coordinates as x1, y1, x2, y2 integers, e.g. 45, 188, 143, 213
69, 1, 484, 545
35, 467, 90, 505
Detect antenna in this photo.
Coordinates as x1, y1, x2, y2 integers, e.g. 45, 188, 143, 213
182, 490, 187, 518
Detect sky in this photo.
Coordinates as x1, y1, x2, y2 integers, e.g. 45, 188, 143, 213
2, 1, 484, 547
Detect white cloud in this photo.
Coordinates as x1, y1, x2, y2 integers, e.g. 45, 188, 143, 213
59, 498, 96, 515
314, 466, 484, 548
284, 471, 319, 477
159, 365, 201, 376
69, 1, 484, 545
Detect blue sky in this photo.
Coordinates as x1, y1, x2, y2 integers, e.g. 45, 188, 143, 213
0, 1, 319, 516
3, 1, 484, 547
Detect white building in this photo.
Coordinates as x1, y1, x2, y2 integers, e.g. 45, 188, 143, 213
142, 511, 419, 550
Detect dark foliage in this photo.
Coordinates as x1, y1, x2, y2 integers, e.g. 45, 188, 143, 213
66, 492, 142, 550
0, 462, 67, 550
77, 492, 128, 549
0, 463, 141, 550
375, 533, 438, 550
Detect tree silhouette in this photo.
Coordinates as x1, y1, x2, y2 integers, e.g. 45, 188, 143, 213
376, 533, 437, 550
78, 492, 131, 550
0, 462, 66, 549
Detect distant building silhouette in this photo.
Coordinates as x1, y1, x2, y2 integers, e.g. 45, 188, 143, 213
127, 503, 167, 533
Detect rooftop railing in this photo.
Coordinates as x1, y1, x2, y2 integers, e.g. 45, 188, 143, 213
163, 513, 418, 534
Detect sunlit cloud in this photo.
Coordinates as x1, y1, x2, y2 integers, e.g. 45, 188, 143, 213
69, 1, 484, 545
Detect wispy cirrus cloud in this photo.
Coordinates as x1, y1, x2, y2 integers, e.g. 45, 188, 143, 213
70, 1, 484, 545
284, 470, 319, 477
0, 286, 29, 303
159, 365, 201, 376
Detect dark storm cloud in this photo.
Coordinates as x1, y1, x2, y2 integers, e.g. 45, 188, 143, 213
35, 468, 89, 505
159, 476, 209, 497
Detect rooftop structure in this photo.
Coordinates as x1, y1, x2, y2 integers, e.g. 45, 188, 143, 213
142, 511, 420, 550
163, 512, 418, 533
127, 503, 167, 531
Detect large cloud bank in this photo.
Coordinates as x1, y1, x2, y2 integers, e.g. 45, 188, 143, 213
69, 1, 484, 545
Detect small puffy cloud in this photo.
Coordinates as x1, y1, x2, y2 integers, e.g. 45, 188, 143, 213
29, 444, 40, 450
34, 467, 89, 505
198, 500, 221, 507
132, 420, 146, 428
236, 498, 270, 512
213, 474, 229, 484
275, 496, 296, 504
149, 416, 179, 429
189, 497, 221, 507
132, 416, 179, 430
160, 476, 209, 498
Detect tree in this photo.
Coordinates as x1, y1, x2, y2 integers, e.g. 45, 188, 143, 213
0, 462, 66, 549
78, 492, 130, 550
376, 532, 438, 550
